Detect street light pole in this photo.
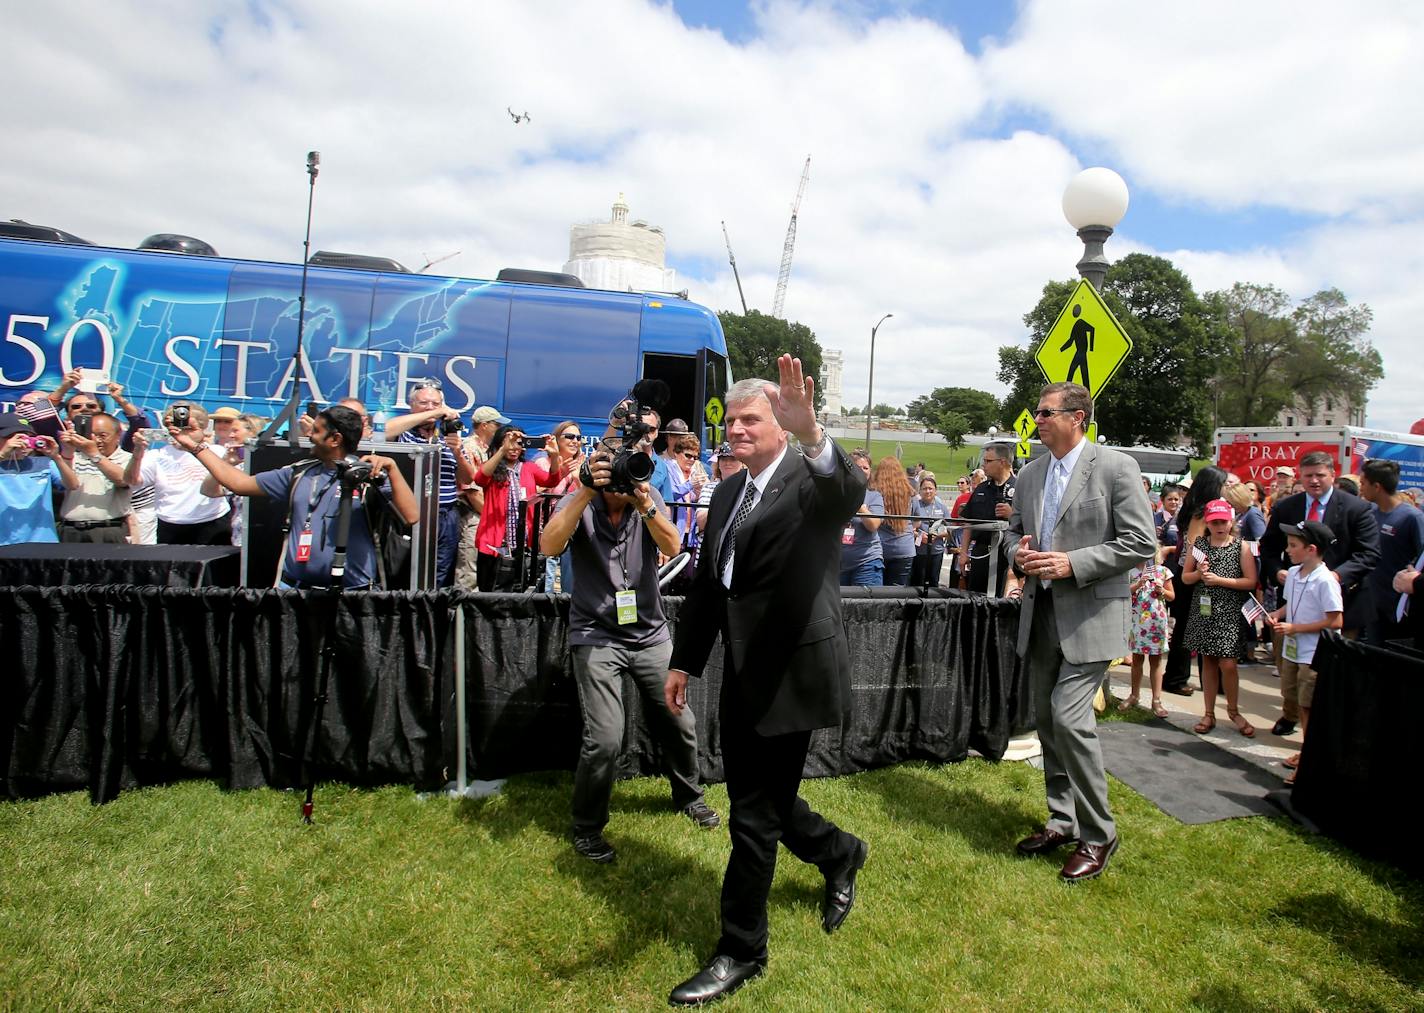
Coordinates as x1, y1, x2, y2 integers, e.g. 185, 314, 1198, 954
865, 313, 893, 452
1061, 167, 1129, 292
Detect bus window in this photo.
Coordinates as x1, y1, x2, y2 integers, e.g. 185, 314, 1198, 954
700, 348, 730, 451
642, 352, 697, 452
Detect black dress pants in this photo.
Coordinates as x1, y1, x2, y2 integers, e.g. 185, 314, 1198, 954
717, 716, 856, 964
1162, 570, 1197, 692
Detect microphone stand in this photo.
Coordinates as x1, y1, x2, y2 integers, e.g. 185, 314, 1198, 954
260, 150, 321, 449
299, 470, 357, 824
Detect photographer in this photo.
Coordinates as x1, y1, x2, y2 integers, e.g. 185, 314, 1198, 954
383, 380, 476, 586
0, 413, 65, 546
54, 413, 137, 543
132, 401, 233, 545
539, 448, 719, 863
172, 405, 419, 589
471, 424, 566, 591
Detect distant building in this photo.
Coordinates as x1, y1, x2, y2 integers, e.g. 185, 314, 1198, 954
562, 194, 677, 293
820, 349, 844, 418
1276, 393, 1366, 429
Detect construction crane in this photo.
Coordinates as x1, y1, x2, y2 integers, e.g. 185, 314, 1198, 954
721, 221, 749, 314
771, 155, 810, 319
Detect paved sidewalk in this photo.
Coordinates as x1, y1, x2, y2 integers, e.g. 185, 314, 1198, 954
1103, 654, 1298, 787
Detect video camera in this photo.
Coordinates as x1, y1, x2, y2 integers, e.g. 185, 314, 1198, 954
440, 417, 464, 437
583, 378, 670, 494
334, 454, 377, 487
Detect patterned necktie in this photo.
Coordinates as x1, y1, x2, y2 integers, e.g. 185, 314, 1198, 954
1307, 498, 1321, 522
717, 483, 759, 580
1039, 462, 1064, 553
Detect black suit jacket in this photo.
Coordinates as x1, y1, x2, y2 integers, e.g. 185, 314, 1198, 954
1260, 489, 1380, 629
670, 440, 865, 736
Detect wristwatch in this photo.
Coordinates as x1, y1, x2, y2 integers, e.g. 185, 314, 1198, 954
191, 442, 212, 456
641, 503, 658, 520
804, 426, 829, 456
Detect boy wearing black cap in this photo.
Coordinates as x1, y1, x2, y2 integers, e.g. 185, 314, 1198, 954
1265, 520, 1344, 784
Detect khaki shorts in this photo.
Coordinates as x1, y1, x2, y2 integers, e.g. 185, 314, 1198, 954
1279, 658, 1318, 710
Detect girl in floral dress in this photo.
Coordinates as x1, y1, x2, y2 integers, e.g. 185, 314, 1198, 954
1123, 547, 1175, 717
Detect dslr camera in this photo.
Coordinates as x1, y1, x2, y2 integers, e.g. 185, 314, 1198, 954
441, 416, 464, 436
582, 378, 669, 494
334, 454, 377, 487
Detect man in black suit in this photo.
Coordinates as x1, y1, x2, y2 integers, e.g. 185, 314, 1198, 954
664, 355, 867, 1006
1260, 450, 1380, 733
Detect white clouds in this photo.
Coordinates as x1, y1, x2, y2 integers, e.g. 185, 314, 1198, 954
2, 1, 1420, 430
983, 1, 1424, 218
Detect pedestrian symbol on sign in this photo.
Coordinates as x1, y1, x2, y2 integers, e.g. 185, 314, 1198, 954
1062, 305, 1094, 390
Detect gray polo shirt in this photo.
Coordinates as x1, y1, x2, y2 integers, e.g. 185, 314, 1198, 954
563, 487, 670, 648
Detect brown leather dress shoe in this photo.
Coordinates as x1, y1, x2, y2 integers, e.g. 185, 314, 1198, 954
1015, 827, 1078, 856
1059, 838, 1119, 883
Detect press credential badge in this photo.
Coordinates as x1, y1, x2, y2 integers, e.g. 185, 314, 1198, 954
615, 589, 637, 625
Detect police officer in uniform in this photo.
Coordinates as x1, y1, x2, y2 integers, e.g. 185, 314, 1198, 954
960, 441, 1017, 595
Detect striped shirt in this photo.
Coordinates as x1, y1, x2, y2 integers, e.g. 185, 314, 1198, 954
399, 428, 459, 506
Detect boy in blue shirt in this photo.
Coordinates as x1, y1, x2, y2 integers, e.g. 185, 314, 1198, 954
0, 412, 65, 546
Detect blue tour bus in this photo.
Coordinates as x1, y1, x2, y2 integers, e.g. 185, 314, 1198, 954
0, 235, 731, 448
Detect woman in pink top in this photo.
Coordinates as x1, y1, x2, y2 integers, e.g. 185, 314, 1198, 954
471, 424, 564, 591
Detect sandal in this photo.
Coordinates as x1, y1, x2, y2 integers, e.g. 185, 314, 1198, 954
1193, 716, 1216, 734
1227, 709, 1256, 738
1118, 694, 1140, 712
1283, 771, 1297, 787
1282, 753, 1300, 770
1151, 698, 1169, 718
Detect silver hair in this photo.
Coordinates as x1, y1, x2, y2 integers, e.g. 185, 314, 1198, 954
725, 377, 774, 409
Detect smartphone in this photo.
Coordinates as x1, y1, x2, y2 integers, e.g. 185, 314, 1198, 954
306, 400, 319, 419
139, 428, 170, 445
73, 414, 93, 439
521, 435, 548, 450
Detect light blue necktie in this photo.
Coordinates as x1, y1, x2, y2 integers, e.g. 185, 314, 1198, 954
1040, 461, 1064, 553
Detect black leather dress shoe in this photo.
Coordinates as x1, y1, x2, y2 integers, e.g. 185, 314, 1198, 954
1271, 717, 1297, 736
668, 954, 764, 1006
1060, 837, 1119, 883
1015, 827, 1078, 856
822, 837, 868, 933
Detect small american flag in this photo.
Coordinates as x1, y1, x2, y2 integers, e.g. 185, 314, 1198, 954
1191, 545, 1208, 565
1140, 562, 1160, 581
16, 398, 57, 423
1241, 598, 1266, 624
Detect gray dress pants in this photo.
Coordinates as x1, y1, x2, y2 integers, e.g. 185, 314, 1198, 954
1026, 590, 1117, 845
570, 639, 704, 834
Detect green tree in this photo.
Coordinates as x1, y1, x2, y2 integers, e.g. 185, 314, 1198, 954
872, 403, 898, 418
1206, 284, 1380, 428
906, 387, 1002, 433
934, 410, 971, 451
719, 310, 823, 411
998, 255, 1216, 453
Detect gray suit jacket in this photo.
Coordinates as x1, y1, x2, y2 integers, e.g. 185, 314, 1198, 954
1005, 441, 1157, 665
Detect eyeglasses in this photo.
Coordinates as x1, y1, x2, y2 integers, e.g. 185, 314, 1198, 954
680, 451, 698, 459
561, 433, 582, 441
1032, 407, 1076, 420
68, 402, 100, 411
409, 378, 443, 391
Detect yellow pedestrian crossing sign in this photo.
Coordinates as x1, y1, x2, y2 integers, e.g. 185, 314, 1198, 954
1012, 408, 1036, 459
1034, 280, 1133, 400
704, 397, 724, 426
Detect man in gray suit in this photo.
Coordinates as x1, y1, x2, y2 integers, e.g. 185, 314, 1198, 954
1006, 381, 1156, 882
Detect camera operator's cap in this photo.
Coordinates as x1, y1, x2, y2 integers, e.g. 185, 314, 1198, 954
211, 407, 242, 420
0, 412, 33, 439
1203, 498, 1234, 522
470, 406, 510, 425
1284, 519, 1336, 549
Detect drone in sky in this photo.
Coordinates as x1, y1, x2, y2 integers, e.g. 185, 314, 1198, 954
507, 107, 531, 124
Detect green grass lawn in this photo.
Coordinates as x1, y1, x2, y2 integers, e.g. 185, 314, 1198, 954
3, 762, 1421, 1011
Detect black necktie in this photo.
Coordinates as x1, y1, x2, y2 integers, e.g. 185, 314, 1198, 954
717, 483, 759, 580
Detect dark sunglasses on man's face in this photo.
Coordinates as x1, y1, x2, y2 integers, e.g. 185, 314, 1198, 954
1032, 407, 1074, 420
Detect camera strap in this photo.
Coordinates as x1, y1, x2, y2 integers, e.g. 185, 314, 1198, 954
274, 459, 324, 586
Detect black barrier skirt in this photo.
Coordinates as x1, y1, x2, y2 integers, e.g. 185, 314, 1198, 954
2, 586, 1028, 803
1291, 634, 1424, 874
1, 586, 450, 803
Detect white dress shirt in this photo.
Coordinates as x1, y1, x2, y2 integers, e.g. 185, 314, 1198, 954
718, 437, 836, 589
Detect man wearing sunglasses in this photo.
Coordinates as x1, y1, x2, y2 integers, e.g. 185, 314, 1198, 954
1005, 382, 1154, 884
